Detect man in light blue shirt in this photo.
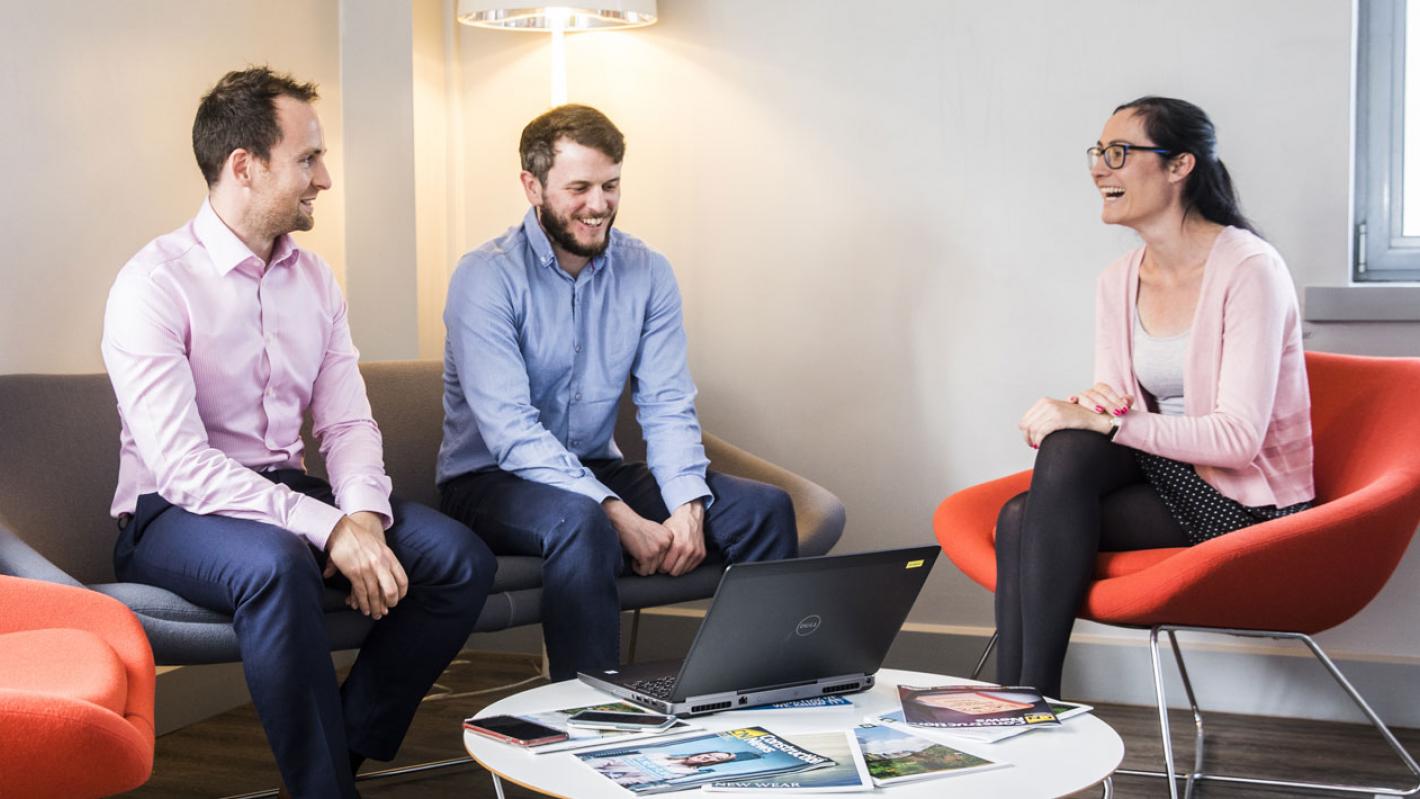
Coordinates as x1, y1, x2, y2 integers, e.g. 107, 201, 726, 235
438, 105, 797, 680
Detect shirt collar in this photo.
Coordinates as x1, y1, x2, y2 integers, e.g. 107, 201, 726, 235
520, 205, 611, 277
194, 199, 301, 276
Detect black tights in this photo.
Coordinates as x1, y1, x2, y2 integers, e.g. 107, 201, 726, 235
993, 429, 1189, 698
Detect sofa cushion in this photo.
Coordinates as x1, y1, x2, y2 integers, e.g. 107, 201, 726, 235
0, 628, 127, 716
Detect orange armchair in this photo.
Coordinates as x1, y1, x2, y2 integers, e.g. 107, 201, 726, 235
0, 575, 155, 797
934, 351, 1420, 798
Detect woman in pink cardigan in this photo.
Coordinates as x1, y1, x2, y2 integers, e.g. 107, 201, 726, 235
994, 97, 1315, 698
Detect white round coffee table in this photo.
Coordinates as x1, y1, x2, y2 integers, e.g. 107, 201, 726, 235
463, 668, 1122, 798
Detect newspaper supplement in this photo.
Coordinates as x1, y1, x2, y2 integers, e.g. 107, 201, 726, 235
897, 685, 1060, 729
576, 726, 830, 794
705, 731, 873, 793
872, 698, 1092, 744
853, 723, 1006, 786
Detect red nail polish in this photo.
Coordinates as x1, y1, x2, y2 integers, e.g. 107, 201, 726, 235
1114, 408, 1125, 416
1068, 396, 1077, 403
1095, 405, 1105, 413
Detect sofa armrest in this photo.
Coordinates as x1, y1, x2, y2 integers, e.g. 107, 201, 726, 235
0, 521, 84, 587
702, 431, 844, 557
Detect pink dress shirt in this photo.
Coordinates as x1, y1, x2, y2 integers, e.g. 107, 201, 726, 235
1095, 226, 1315, 509
101, 200, 392, 549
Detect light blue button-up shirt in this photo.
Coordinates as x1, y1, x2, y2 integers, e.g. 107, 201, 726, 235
438, 208, 712, 512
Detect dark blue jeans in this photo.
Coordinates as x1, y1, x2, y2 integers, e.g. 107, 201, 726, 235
115, 470, 495, 799
440, 460, 798, 681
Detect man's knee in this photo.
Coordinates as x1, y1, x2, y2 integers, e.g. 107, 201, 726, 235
396, 502, 499, 593
546, 494, 618, 556
434, 516, 498, 587
241, 532, 324, 602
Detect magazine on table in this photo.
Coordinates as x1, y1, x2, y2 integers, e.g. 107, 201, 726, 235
509, 701, 699, 754
897, 685, 1060, 729
576, 726, 833, 794
872, 697, 1093, 743
702, 730, 873, 792
852, 722, 1006, 786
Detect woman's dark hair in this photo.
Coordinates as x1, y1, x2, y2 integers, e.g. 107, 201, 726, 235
1114, 96, 1257, 235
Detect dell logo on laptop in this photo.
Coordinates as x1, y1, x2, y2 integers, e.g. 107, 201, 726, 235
795, 614, 822, 636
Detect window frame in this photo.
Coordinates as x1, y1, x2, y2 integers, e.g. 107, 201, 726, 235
1357, 0, 1420, 280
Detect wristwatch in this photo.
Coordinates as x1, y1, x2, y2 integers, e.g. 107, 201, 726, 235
1106, 414, 1122, 441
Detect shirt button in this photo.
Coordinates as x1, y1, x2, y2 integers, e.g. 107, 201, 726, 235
574, 392, 583, 401
265, 388, 274, 398
574, 344, 582, 353
570, 439, 580, 446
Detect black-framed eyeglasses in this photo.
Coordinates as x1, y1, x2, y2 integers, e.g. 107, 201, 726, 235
1086, 143, 1173, 169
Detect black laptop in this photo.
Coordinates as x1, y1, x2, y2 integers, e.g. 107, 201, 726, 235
578, 546, 939, 716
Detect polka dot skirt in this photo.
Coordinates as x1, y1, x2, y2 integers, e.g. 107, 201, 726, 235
1134, 451, 1312, 545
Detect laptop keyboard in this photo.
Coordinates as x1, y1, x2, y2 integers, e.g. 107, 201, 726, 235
625, 675, 677, 699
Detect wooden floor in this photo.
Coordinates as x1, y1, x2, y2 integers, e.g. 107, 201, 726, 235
121, 651, 1420, 798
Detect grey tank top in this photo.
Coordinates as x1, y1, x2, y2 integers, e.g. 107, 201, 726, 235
1132, 312, 1187, 416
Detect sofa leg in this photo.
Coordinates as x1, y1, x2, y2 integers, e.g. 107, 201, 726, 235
1115, 625, 1420, 797
970, 630, 997, 681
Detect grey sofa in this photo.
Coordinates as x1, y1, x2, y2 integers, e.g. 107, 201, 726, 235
0, 360, 845, 665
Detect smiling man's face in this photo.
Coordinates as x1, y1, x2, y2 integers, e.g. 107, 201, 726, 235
525, 137, 621, 268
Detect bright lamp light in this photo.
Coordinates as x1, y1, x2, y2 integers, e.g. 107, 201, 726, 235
456, 1, 658, 31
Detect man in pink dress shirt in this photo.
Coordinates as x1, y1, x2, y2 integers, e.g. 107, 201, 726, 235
101, 67, 495, 798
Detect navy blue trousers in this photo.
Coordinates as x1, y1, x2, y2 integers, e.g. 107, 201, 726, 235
115, 470, 496, 799
440, 460, 798, 681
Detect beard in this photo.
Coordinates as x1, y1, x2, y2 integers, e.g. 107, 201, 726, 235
539, 204, 615, 259
253, 199, 314, 242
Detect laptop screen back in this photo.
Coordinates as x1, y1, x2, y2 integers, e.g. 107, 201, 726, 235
671, 546, 939, 699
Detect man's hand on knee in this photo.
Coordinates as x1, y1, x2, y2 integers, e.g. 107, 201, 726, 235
660, 499, 706, 577
324, 511, 409, 620
603, 499, 672, 576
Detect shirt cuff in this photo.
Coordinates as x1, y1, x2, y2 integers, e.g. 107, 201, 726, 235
568, 474, 619, 506
289, 494, 347, 550
660, 474, 713, 514
336, 482, 394, 531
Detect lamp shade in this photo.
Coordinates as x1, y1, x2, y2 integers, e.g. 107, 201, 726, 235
456, 1, 657, 31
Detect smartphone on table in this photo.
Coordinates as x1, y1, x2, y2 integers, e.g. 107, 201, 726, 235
565, 709, 677, 731
463, 714, 568, 746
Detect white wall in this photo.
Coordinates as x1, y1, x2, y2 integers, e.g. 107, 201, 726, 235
452, 0, 1372, 618
0, 1, 345, 374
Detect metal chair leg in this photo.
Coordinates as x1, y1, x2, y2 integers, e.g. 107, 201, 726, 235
491, 771, 507, 799
1166, 629, 1205, 799
1148, 626, 1183, 799
1116, 624, 1420, 797
1100, 774, 1114, 798
970, 630, 997, 681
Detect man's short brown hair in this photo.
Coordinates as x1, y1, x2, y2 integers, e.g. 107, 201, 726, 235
519, 104, 625, 184
192, 67, 319, 187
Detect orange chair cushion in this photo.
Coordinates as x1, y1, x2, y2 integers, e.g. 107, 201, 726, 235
1092, 548, 1186, 579
0, 628, 128, 716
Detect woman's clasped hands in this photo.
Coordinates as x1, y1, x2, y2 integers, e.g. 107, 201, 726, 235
1018, 383, 1135, 448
